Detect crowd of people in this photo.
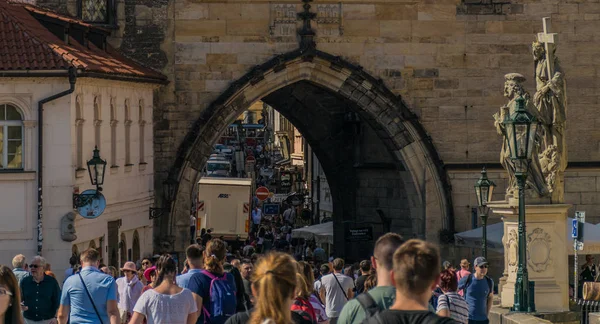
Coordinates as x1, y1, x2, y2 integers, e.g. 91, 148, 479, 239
0, 233, 497, 324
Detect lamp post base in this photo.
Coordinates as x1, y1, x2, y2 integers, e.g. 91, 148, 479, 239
488, 201, 571, 313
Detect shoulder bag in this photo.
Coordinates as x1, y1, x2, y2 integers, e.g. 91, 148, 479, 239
78, 273, 104, 324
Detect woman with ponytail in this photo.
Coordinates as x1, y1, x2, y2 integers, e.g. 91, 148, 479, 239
129, 255, 198, 324
297, 262, 327, 324
225, 252, 312, 324
188, 239, 238, 324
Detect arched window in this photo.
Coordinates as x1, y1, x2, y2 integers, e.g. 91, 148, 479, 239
138, 99, 146, 164
110, 98, 118, 167
75, 96, 85, 170
93, 96, 102, 150
124, 100, 132, 166
0, 104, 24, 169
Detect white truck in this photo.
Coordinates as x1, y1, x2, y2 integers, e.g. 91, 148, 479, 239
196, 177, 253, 240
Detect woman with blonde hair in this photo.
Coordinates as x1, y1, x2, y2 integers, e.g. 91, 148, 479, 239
225, 253, 312, 324
0, 265, 25, 324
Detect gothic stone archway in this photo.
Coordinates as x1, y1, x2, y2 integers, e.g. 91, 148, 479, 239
160, 49, 453, 259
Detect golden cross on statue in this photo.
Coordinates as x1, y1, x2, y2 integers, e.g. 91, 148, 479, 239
537, 17, 558, 79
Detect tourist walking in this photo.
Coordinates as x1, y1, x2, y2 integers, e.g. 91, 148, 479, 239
579, 255, 598, 298
188, 239, 237, 324
129, 255, 198, 324
57, 248, 120, 324
116, 262, 143, 323
436, 270, 469, 324
338, 233, 404, 324
457, 257, 493, 324
176, 245, 204, 289
354, 261, 371, 296
64, 256, 79, 283
296, 261, 327, 324
12, 254, 30, 285
224, 252, 312, 324
240, 259, 254, 307
456, 260, 471, 297
319, 258, 354, 324
314, 264, 329, 296
21, 256, 61, 324
363, 239, 455, 324
0, 265, 25, 324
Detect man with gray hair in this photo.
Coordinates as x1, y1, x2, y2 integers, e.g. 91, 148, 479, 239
21, 256, 61, 324
12, 253, 30, 285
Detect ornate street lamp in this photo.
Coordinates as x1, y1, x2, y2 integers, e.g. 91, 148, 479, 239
503, 97, 539, 313
474, 167, 496, 259
87, 146, 107, 190
149, 175, 178, 219
73, 146, 107, 208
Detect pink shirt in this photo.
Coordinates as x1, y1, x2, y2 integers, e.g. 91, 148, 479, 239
456, 269, 471, 296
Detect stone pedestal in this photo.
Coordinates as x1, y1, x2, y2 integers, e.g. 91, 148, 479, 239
489, 202, 571, 312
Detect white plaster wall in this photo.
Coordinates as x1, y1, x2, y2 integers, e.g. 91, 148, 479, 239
0, 78, 71, 269
70, 79, 155, 277
0, 77, 157, 283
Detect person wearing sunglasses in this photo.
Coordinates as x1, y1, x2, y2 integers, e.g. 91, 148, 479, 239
116, 262, 143, 323
20, 256, 61, 324
457, 257, 493, 324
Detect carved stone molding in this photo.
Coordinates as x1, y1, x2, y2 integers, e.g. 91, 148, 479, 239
527, 228, 553, 272
270, 3, 297, 36
506, 229, 518, 271
75, 118, 85, 126
23, 120, 37, 128
316, 3, 343, 36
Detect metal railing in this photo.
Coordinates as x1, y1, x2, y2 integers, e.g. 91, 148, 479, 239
572, 299, 600, 324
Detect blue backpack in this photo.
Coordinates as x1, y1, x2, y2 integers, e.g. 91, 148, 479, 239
201, 270, 237, 324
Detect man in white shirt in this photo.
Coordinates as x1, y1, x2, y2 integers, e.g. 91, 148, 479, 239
320, 258, 355, 324
283, 207, 295, 226
251, 206, 262, 234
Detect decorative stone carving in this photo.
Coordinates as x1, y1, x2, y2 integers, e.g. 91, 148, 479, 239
532, 19, 567, 203
527, 228, 552, 272
494, 73, 548, 199
316, 3, 343, 36
270, 4, 297, 36
494, 18, 567, 203
60, 212, 77, 242
506, 229, 518, 270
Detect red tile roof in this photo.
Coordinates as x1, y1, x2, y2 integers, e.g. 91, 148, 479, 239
0, 1, 166, 83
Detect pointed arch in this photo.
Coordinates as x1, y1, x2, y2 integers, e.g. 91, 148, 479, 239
164, 49, 454, 251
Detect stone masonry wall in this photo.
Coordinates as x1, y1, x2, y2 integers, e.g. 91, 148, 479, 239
32, 0, 600, 246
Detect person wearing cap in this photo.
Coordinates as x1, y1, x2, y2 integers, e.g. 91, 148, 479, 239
456, 259, 471, 297
116, 261, 143, 323
142, 266, 157, 293
457, 257, 493, 324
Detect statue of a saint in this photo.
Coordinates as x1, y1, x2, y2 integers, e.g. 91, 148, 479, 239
532, 40, 567, 200
494, 73, 549, 198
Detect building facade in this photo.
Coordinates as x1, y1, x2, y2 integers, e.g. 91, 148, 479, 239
0, 1, 165, 280
30, 0, 600, 262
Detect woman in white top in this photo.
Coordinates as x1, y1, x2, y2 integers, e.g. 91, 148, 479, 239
130, 255, 198, 324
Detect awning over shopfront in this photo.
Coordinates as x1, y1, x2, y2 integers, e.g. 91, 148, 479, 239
292, 222, 333, 244
454, 218, 600, 255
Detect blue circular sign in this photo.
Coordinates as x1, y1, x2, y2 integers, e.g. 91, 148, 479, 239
77, 190, 106, 219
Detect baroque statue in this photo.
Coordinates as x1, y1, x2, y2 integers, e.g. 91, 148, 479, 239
494, 18, 567, 203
